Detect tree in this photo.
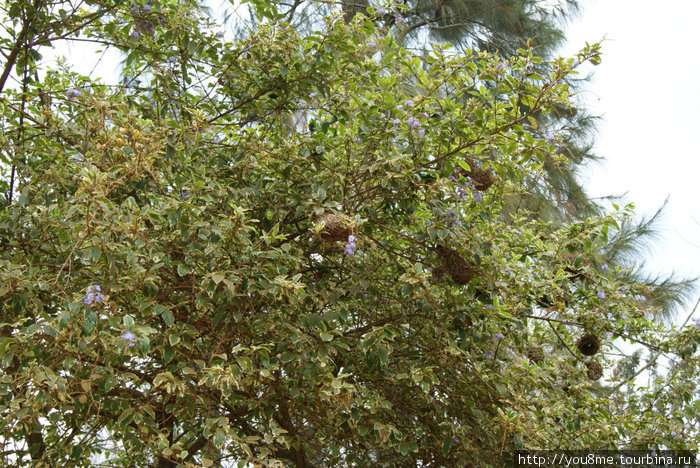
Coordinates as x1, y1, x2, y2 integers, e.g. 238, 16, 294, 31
0, 1, 698, 467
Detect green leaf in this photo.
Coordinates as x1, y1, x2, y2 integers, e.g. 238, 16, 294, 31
442, 435, 453, 455
169, 333, 181, 346
213, 428, 226, 448
161, 309, 174, 327
163, 347, 175, 363
177, 265, 189, 276
377, 345, 388, 365
280, 352, 296, 363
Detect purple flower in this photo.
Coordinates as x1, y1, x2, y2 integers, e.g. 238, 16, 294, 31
377, 6, 387, 15
168, 55, 177, 63
494, 62, 507, 72
484, 351, 494, 359
121, 331, 136, 347
546, 133, 555, 144
344, 235, 357, 257
404, 99, 414, 107
216, 31, 224, 38
418, 128, 425, 136
392, 118, 401, 126
485, 305, 495, 310
142, 4, 152, 12
473, 191, 482, 202
395, 13, 404, 23
407, 116, 421, 129
65, 88, 82, 99
131, 30, 141, 39
671, 431, 676, 437
451, 436, 458, 443
130, 6, 141, 16
396, 104, 404, 111
493, 333, 504, 342
82, 285, 105, 306
367, 40, 376, 48
597, 291, 606, 300
601, 263, 609, 271
691, 317, 700, 330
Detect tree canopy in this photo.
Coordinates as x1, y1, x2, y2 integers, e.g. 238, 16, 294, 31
0, 0, 698, 466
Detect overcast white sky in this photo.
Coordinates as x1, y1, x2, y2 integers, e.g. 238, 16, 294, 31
560, 0, 700, 313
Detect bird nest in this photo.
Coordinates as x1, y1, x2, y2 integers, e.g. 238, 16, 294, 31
584, 361, 603, 381
456, 157, 496, 191
435, 245, 478, 285
527, 347, 544, 364
316, 213, 353, 243
576, 333, 600, 356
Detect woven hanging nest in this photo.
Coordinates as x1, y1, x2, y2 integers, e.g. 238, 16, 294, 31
316, 213, 352, 243
527, 347, 544, 364
457, 157, 496, 191
584, 361, 603, 381
576, 333, 600, 356
435, 245, 478, 285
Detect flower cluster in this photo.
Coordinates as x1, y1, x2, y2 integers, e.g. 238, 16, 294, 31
597, 291, 606, 300
65, 88, 82, 99
82, 285, 105, 307
443, 209, 460, 228
130, 4, 162, 38
454, 176, 482, 202
121, 331, 136, 347
344, 235, 357, 257
493, 333, 504, 342
692, 317, 700, 330
393, 100, 426, 136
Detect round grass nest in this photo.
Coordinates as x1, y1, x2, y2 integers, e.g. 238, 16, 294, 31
576, 333, 600, 356
457, 157, 496, 191
435, 245, 478, 285
527, 347, 544, 364
316, 213, 352, 243
584, 361, 603, 381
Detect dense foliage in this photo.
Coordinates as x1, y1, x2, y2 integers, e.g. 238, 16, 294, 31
0, 0, 698, 466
